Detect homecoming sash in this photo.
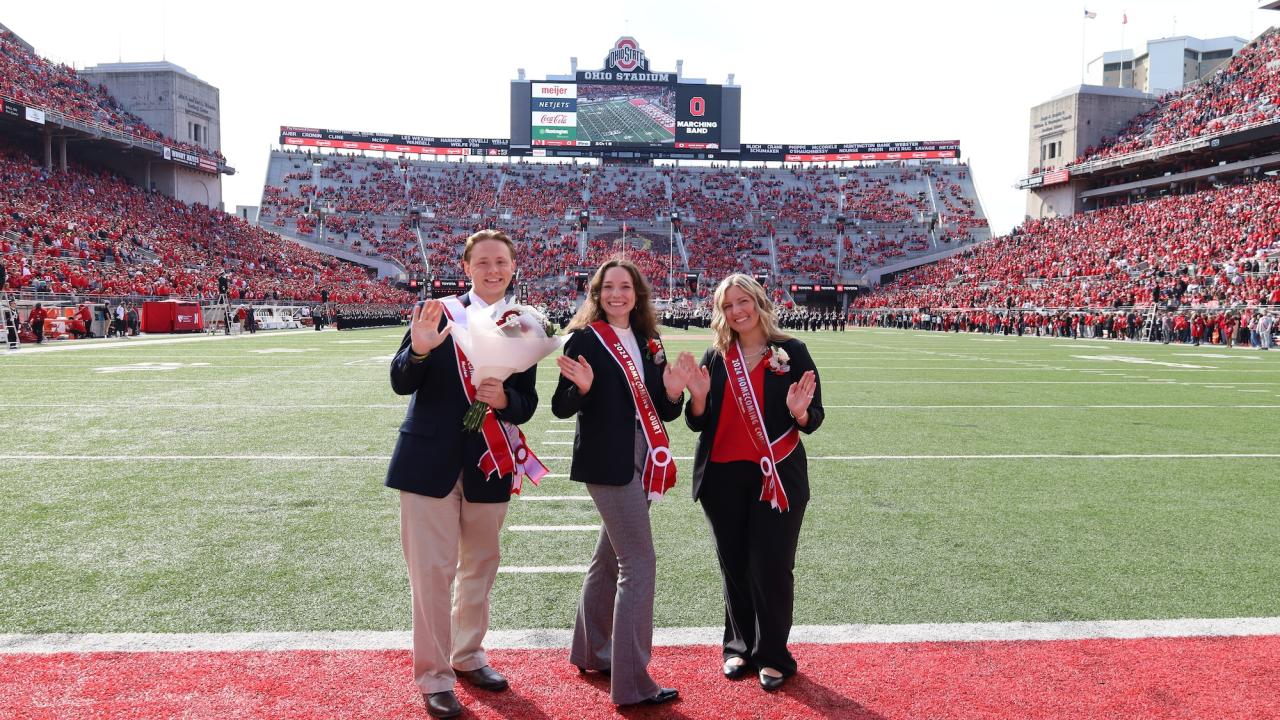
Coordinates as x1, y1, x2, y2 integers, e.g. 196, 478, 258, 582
725, 342, 801, 512
441, 296, 548, 494
589, 321, 677, 500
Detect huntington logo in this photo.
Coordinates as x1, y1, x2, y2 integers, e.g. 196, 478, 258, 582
606, 37, 649, 73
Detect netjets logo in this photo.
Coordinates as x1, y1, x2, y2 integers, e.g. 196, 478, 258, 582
606, 37, 648, 73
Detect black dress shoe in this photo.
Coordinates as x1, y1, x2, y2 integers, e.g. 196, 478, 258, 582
759, 670, 786, 692
423, 691, 462, 719
640, 688, 679, 705
723, 657, 751, 679
575, 664, 611, 677
454, 665, 509, 692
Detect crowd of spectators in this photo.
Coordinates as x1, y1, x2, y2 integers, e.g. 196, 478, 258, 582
850, 306, 1277, 349
854, 177, 1280, 311
0, 31, 224, 164
259, 152, 986, 297
0, 142, 413, 306
1074, 28, 1280, 165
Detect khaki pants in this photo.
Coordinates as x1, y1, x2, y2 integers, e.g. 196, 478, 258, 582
400, 481, 508, 694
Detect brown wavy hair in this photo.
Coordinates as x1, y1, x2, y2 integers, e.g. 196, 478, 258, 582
567, 256, 659, 339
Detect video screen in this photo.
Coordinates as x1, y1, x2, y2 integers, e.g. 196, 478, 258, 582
574, 83, 675, 146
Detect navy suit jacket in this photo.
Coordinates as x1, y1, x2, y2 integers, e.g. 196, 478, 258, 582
385, 307, 538, 503
551, 327, 683, 485
684, 338, 823, 503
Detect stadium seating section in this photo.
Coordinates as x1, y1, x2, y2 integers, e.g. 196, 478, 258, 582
1069, 28, 1280, 168
853, 178, 1280, 310
259, 151, 990, 302
0, 143, 412, 304
0, 30, 224, 165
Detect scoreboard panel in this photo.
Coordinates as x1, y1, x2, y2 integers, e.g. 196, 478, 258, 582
529, 80, 729, 150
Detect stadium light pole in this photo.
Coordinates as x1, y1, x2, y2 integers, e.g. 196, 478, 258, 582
836, 171, 847, 276
668, 210, 678, 301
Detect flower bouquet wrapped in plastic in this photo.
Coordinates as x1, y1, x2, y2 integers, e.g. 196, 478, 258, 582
450, 303, 563, 432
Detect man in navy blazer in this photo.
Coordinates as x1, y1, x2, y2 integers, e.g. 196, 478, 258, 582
386, 230, 537, 719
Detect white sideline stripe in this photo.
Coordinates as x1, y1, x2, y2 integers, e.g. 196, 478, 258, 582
519, 495, 590, 501
545, 430, 575, 434
4, 454, 1280, 462
496, 566, 588, 574
508, 525, 599, 532
3, 617, 1277, 654
0, 329, 318, 354
0, 403, 405, 409
831, 381, 1280, 385
824, 404, 1280, 409
542, 442, 573, 446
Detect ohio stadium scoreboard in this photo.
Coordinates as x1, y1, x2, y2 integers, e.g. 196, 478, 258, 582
510, 37, 742, 157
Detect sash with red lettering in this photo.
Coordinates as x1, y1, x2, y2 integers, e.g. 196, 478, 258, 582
725, 342, 801, 512
441, 297, 547, 494
588, 321, 677, 500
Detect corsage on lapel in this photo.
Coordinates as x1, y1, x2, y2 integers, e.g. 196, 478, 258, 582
645, 337, 666, 365
766, 345, 790, 375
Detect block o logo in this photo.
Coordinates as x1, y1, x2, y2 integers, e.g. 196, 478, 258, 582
607, 37, 648, 73
689, 96, 705, 117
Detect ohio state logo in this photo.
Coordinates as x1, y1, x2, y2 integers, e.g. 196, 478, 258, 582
606, 37, 648, 73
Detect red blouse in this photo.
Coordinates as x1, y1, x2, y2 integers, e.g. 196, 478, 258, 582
710, 358, 767, 464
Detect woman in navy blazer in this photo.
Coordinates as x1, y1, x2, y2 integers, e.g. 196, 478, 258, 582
552, 257, 693, 707
683, 273, 822, 692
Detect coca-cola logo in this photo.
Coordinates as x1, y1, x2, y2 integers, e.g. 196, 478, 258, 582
540, 114, 569, 125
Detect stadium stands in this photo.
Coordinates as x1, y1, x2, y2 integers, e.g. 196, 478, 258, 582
1073, 28, 1280, 166
853, 178, 1280, 311
0, 30, 225, 165
259, 150, 989, 298
0, 142, 412, 305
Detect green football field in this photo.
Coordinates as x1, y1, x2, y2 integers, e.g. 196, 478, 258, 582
2, 327, 1278, 635
577, 99, 674, 144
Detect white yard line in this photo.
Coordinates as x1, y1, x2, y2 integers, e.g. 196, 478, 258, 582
496, 566, 589, 575
2, 616, 1276, 654
518, 495, 590, 501
508, 525, 599, 532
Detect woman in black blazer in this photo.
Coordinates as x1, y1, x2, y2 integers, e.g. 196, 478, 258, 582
551, 258, 694, 707
682, 273, 822, 692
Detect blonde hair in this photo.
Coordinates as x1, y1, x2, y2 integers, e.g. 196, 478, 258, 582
710, 274, 791, 354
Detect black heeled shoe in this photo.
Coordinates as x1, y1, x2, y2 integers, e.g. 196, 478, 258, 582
723, 657, 751, 679
759, 669, 786, 692
575, 664, 611, 677
640, 688, 679, 705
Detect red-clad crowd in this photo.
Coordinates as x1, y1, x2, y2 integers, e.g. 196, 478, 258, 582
259, 152, 986, 297
854, 178, 1280, 311
0, 31, 224, 165
1075, 29, 1280, 165
0, 143, 413, 305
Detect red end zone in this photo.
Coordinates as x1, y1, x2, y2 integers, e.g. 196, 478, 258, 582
2, 635, 1278, 719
